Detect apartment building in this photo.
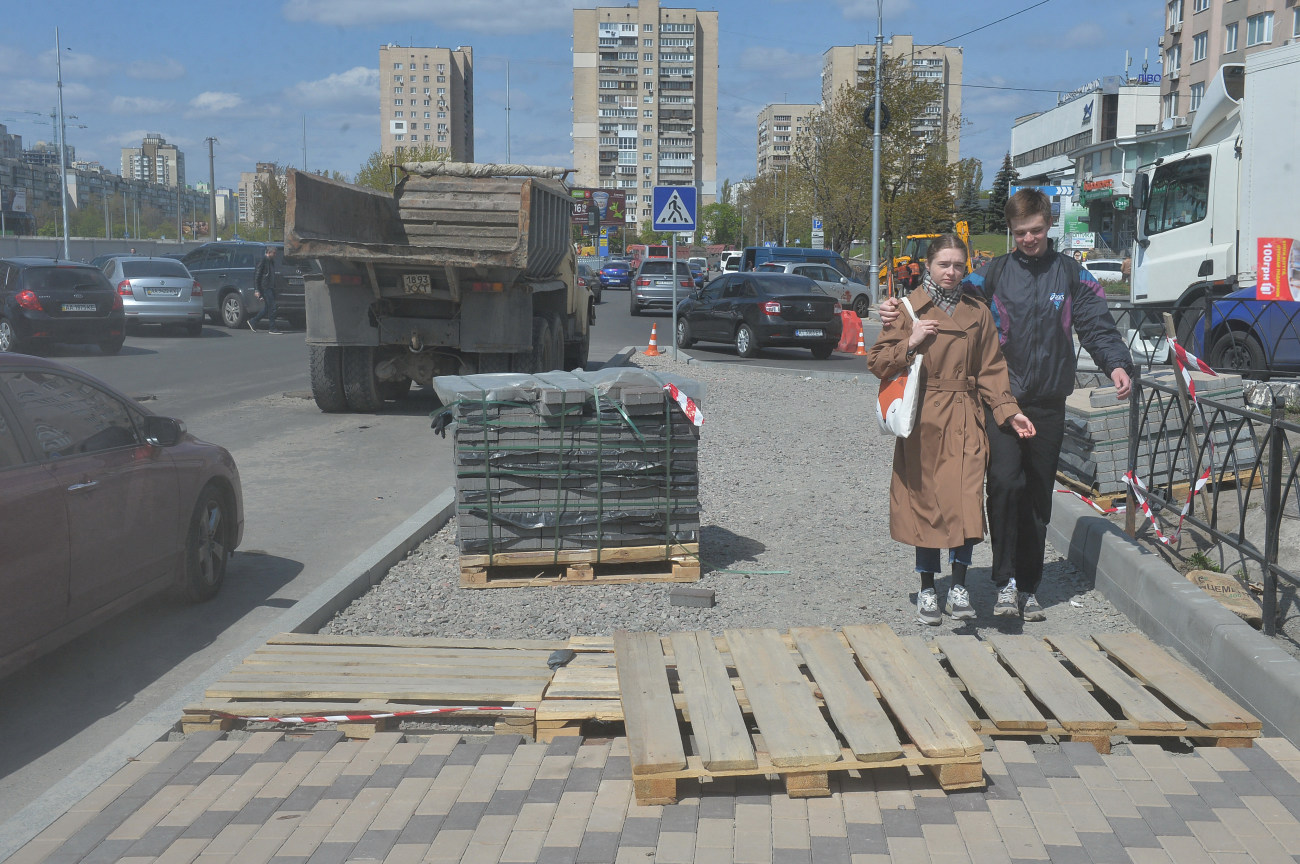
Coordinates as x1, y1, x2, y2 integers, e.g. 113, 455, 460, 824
573, 0, 719, 226
237, 162, 276, 226
1160, 0, 1297, 124
756, 103, 816, 175
379, 44, 473, 161
121, 133, 184, 188
821, 35, 963, 163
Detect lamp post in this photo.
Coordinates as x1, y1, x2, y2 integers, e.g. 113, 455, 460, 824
54, 28, 71, 259
869, 0, 883, 304
782, 163, 788, 247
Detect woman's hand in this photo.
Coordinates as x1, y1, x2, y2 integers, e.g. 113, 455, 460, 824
879, 297, 901, 327
1010, 414, 1036, 438
908, 318, 938, 350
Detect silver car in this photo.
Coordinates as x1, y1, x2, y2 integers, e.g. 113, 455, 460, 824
753, 261, 860, 309
630, 259, 694, 316
102, 257, 204, 336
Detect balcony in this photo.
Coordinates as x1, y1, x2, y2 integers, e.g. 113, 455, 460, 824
658, 167, 694, 177
659, 158, 694, 167
659, 96, 695, 105
599, 166, 616, 177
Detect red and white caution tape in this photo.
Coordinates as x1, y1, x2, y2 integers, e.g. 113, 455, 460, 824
664, 383, 704, 426
1123, 467, 1212, 545
211, 705, 537, 726
1172, 342, 1217, 403
1056, 488, 1125, 515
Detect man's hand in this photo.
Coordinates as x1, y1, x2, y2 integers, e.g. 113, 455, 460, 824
1010, 414, 1036, 439
1111, 367, 1132, 400
908, 318, 938, 350
878, 296, 901, 327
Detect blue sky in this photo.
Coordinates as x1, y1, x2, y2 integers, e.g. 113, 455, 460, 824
2, 0, 1164, 194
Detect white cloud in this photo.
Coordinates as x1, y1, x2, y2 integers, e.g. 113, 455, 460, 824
282, 0, 571, 32
286, 66, 379, 109
189, 91, 244, 113
109, 96, 174, 115
126, 57, 186, 81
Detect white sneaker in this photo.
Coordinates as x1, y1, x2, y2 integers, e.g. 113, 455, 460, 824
994, 578, 1019, 616
917, 588, 941, 626
946, 584, 976, 620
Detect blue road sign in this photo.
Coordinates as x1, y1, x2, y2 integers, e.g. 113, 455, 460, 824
1009, 185, 1075, 198
812, 217, 823, 231
652, 186, 696, 232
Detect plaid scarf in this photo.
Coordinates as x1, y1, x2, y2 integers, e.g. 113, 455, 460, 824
923, 269, 961, 316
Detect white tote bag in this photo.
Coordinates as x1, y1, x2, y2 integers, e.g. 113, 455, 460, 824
875, 297, 924, 437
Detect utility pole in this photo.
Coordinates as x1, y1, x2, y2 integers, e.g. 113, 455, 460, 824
54, 27, 71, 259
869, 0, 884, 303
206, 137, 217, 241
782, 164, 788, 246
302, 115, 307, 172
505, 60, 512, 163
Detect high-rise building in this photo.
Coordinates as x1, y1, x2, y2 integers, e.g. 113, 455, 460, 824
756, 103, 816, 175
573, 0, 719, 227
1159, 0, 1295, 124
238, 162, 276, 226
821, 36, 963, 164
379, 44, 473, 161
121, 133, 185, 187
0, 123, 21, 160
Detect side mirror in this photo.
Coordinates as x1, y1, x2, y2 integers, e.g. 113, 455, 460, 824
143, 415, 186, 447
840, 276, 849, 284
1133, 173, 1149, 211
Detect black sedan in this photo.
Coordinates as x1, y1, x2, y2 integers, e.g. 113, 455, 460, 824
674, 272, 843, 359
0, 258, 126, 355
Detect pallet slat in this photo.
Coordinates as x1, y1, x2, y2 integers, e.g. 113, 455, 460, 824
668, 631, 757, 771
1046, 635, 1187, 731
206, 679, 548, 702
615, 631, 688, 775
903, 637, 981, 729
462, 543, 698, 568
988, 636, 1115, 732
266, 633, 566, 651
790, 627, 902, 763
937, 636, 1049, 732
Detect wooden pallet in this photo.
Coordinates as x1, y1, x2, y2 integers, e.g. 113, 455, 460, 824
1057, 469, 1263, 512
459, 543, 700, 588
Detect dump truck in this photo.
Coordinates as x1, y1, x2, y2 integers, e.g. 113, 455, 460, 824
285, 162, 593, 413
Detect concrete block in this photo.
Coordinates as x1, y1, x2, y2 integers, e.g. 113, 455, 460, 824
669, 587, 714, 608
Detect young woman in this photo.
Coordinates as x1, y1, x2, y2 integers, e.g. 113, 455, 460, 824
867, 235, 1035, 625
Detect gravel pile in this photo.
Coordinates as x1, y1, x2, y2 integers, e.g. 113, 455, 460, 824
321, 353, 1136, 640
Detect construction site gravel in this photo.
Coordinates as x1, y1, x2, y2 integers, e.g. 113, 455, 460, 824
321, 351, 1138, 641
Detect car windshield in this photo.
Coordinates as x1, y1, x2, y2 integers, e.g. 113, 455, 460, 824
23, 266, 111, 292
121, 260, 190, 278
754, 274, 819, 295
639, 261, 685, 275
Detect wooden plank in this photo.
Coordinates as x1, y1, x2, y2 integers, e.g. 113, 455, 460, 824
535, 699, 626, 723
901, 637, 980, 729
206, 679, 549, 702
266, 633, 566, 651
1046, 635, 1187, 731
790, 627, 902, 763
987, 636, 1116, 732
937, 636, 1048, 732
1091, 632, 1260, 730
462, 543, 698, 569
227, 662, 553, 681
614, 630, 688, 776
546, 667, 621, 700
722, 629, 842, 768
841, 625, 983, 758
668, 632, 757, 771
249, 644, 558, 662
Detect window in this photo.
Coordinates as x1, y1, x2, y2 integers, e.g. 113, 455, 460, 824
1247, 12, 1273, 46
395, 134, 403, 141
394, 86, 403, 93
2, 371, 141, 459
424, 123, 430, 130
1225, 22, 1238, 52
395, 111, 403, 117
393, 62, 402, 70
423, 63, 429, 70
643, 23, 652, 31
1167, 0, 1182, 27
1193, 32, 1207, 62
1295, 9, 1300, 38
643, 138, 652, 146
424, 112, 430, 119
394, 99, 403, 106
1189, 82, 1205, 111
0, 407, 25, 469
643, 167, 652, 176
643, 181, 652, 188
643, 124, 653, 132
408, 63, 415, 70
1144, 155, 1210, 236
643, 153, 652, 161
1165, 44, 1181, 75
1193, 0, 1209, 10
422, 76, 429, 83
644, 110, 653, 117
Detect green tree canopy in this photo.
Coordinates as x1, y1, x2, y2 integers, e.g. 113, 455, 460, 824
987, 152, 1018, 234
355, 145, 449, 195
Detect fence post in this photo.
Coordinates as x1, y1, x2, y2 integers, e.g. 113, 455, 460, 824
1126, 368, 1141, 538
1263, 394, 1285, 636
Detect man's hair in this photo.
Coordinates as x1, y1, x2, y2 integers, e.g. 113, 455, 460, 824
1005, 188, 1053, 225
925, 233, 968, 262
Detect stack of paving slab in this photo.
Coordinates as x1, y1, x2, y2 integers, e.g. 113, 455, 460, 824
1059, 369, 1255, 495
432, 368, 704, 554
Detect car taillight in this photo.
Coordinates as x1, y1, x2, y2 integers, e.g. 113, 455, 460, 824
111, 293, 123, 311
15, 289, 42, 311
680, 279, 693, 288
117, 279, 132, 296
637, 277, 650, 286
763, 300, 782, 316
833, 301, 843, 314
191, 280, 203, 297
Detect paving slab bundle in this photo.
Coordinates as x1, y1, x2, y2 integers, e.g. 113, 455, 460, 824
432, 368, 704, 555
1058, 370, 1256, 494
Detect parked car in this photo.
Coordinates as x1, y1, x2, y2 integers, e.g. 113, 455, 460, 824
87, 253, 126, 270
1084, 259, 1126, 283
181, 241, 306, 329
0, 353, 243, 676
688, 255, 708, 273
688, 260, 705, 288
1192, 287, 1300, 377
102, 257, 204, 336
630, 259, 695, 316
754, 260, 855, 309
674, 272, 843, 359
720, 251, 742, 273
576, 261, 601, 304
0, 258, 126, 355
598, 258, 632, 289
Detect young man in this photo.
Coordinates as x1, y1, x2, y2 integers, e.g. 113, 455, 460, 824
878, 190, 1133, 620
248, 246, 280, 334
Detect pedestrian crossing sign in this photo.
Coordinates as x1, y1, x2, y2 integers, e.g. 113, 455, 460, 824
652, 186, 697, 231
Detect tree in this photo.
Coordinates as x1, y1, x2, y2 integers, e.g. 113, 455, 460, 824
987, 152, 1018, 234
355, 144, 449, 195
699, 202, 740, 247
955, 158, 984, 232
249, 163, 290, 240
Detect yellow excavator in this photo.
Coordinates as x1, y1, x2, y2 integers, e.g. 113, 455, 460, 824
880, 221, 972, 295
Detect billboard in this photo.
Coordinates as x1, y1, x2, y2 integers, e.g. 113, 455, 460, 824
569, 188, 627, 226
1257, 237, 1299, 302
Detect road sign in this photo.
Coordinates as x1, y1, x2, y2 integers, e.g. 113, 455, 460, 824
1009, 185, 1075, 198
812, 217, 823, 231
652, 186, 696, 231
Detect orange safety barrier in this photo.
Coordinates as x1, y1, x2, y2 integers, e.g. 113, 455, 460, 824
837, 310, 863, 353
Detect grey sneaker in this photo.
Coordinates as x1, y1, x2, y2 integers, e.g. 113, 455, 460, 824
1021, 594, 1046, 622
917, 588, 941, 626
994, 578, 1019, 616
946, 584, 976, 620
247, 320, 256, 331
268, 328, 283, 335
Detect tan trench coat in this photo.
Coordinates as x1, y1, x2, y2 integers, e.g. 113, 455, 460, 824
866, 291, 1021, 549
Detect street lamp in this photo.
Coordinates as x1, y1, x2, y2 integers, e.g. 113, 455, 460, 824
54, 28, 71, 259
782, 163, 788, 247
869, 0, 883, 303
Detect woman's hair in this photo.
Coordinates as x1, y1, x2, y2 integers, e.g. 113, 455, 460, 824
925, 233, 968, 262
1005, 188, 1053, 224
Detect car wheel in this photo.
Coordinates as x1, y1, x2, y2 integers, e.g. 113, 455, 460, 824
629, 298, 640, 316
1210, 330, 1266, 377
99, 336, 125, 355
220, 291, 246, 328
187, 321, 204, 338
342, 346, 384, 411
811, 342, 835, 360
309, 345, 349, 412
181, 484, 229, 602
676, 317, 695, 349
852, 294, 871, 318
0, 317, 19, 353
735, 323, 760, 358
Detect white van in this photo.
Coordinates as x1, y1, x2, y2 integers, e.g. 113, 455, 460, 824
720, 251, 742, 273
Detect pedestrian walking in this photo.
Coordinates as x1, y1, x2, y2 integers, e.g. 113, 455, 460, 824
248, 246, 280, 333
867, 235, 1035, 626
878, 191, 1133, 621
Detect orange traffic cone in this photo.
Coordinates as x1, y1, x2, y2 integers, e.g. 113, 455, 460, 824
855, 331, 867, 356
643, 322, 661, 356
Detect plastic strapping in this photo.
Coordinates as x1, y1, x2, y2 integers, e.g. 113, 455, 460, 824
476, 385, 495, 559
550, 396, 568, 564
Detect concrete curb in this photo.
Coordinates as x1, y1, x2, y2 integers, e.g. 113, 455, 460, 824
1048, 493, 1300, 743
0, 488, 455, 861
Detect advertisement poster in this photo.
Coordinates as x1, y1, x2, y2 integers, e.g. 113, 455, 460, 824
1257, 237, 1298, 302
569, 188, 627, 226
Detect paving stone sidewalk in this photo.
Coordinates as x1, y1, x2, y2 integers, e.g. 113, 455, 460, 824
12, 730, 1300, 864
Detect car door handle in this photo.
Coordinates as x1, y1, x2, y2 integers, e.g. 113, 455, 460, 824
67, 481, 98, 492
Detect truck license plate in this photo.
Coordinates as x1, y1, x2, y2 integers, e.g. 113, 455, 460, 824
403, 273, 432, 293
62, 303, 97, 312
795, 328, 824, 338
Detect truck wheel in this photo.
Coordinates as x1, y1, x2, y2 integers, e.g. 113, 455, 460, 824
341, 346, 384, 412
522, 315, 551, 373
378, 377, 412, 401
564, 320, 591, 371
545, 312, 566, 371
309, 345, 349, 412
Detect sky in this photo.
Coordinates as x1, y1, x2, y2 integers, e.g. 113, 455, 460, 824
1, 0, 1165, 195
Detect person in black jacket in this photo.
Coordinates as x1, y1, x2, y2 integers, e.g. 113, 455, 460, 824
880, 189, 1132, 621
248, 246, 280, 333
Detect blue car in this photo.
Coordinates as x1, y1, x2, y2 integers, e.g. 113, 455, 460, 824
688, 261, 705, 288
1192, 287, 1300, 377
598, 259, 631, 289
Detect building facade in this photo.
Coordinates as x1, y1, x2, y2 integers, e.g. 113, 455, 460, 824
572, 0, 720, 225
0, 124, 21, 161
23, 141, 72, 168
1160, 0, 1297, 124
379, 44, 473, 161
237, 163, 277, 227
121, 134, 185, 188
756, 103, 816, 175
821, 36, 963, 164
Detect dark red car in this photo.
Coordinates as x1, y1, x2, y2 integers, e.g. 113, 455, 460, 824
0, 353, 243, 677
